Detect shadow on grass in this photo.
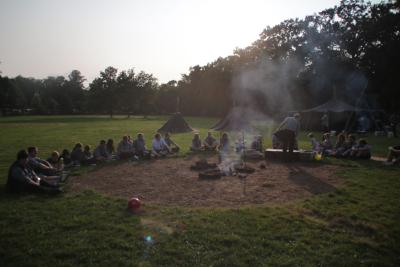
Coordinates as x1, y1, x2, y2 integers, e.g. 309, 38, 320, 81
287, 164, 337, 194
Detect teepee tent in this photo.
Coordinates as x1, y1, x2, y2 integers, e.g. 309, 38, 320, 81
157, 112, 194, 133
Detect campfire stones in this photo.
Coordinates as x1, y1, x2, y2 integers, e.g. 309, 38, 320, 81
198, 169, 223, 179
234, 165, 255, 174
190, 159, 217, 171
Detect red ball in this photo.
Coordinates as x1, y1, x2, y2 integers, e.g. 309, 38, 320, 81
128, 197, 141, 212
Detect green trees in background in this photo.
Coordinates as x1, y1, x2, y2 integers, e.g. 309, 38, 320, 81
0, 0, 399, 116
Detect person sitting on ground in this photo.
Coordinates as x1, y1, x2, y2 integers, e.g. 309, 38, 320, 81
71, 143, 85, 165
384, 145, 400, 165
307, 133, 320, 152
152, 133, 170, 157
133, 133, 151, 159
60, 149, 73, 167
47, 151, 63, 171
164, 133, 180, 153
218, 132, 230, 153
320, 132, 333, 155
235, 135, 245, 153
82, 145, 96, 165
203, 132, 218, 151
7, 150, 62, 194
250, 135, 263, 152
106, 139, 115, 157
331, 133, 346, 157
94, 140, 109, 162
127, 135, 133, 144
28, 146, 58, 176
190, 133, 202, 152
342, 134, 357, 158
243, 135, 264, 160
350, 139, 371, 159
117, 135, 135, 159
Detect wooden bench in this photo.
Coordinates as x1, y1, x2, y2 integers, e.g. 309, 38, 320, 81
265, 149, 314, 161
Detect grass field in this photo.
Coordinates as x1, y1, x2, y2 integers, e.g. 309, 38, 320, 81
0, 115, 399, 266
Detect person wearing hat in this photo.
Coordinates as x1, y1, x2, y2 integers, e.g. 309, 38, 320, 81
274, 113, 301, 155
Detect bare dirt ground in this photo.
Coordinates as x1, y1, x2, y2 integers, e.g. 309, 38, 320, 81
70, 155, 342, 207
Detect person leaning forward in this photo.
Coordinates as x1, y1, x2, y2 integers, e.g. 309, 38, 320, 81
274, 113, 301, 154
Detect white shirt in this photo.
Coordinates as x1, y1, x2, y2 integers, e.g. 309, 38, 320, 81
152, 138, 168, 151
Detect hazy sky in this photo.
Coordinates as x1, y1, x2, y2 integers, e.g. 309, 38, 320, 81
0, 0, 368, 83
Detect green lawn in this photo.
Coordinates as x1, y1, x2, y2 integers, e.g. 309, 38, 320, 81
0, 116, 399, 266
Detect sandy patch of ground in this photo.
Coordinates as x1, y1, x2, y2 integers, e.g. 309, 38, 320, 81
70, 155, 342, 207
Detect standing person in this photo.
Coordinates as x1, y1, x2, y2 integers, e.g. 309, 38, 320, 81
321, 112, 329, 132
117, 135, 134, 159
7, 150, 62, 194
274, 113, 301, 155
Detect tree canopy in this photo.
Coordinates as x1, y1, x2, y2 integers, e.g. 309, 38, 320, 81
1, 0, 398, 117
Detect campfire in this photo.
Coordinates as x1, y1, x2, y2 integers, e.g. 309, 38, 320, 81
192, 159, 256, 179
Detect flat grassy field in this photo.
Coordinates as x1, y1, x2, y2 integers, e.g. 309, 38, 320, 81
0, 115, 399, 266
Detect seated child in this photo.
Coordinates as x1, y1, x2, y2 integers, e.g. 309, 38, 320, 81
28, 146, 58, 176
106, 139, 115, 157
342, 134, 357, 158
320, 132, 333, 155
117, 135, 134, 159
133, 133, 151, 159
82, 145, 97, 165
47, 151, 63, 170
331, 133, 346, 157
250, 135, 263, 152
204, 132, 218, 151
218, 132, 230, 153
94, 140, 109, 162
190, 133, 202, 152
7, 150, 62, 194
164, 133, 180, 153
71, 143, 85, 165
60, 149, 73, 167
152, 133, 169, 157
307, 133, 320, 152
350, 139, 371, 159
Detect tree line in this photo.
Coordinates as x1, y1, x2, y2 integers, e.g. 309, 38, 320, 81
1, 0, 399, 117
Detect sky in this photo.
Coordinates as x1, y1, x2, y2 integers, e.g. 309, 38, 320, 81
0, 0, 375, 84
